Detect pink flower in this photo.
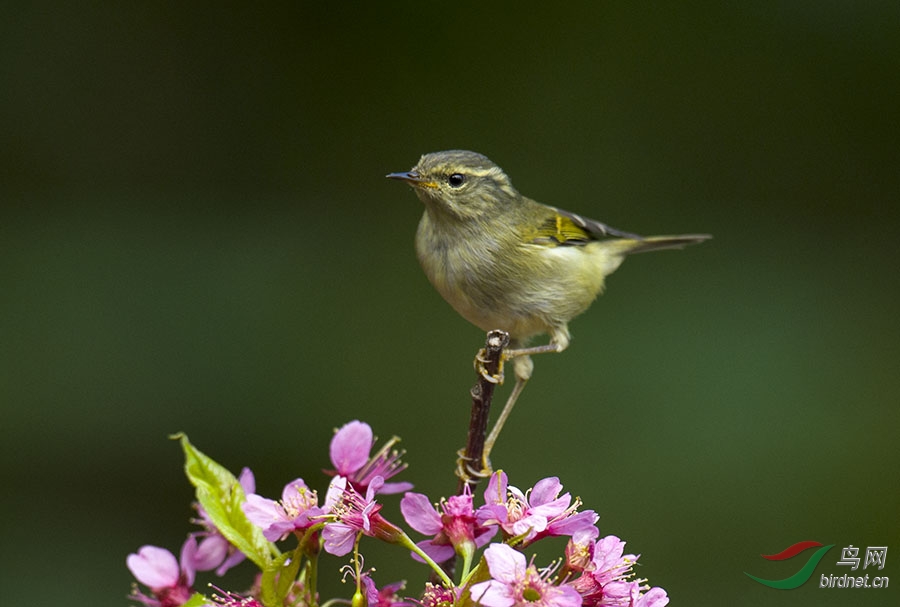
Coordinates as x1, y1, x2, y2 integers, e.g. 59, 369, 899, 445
242, 477, 324, 542
564, 526, 601, 572
322, 476, 404, 556
127, 538, 197, 607
591, 535, 639, 587
477, 472, 598, 545
571, 535, 661, 607
629, 583, 668, 607
361, 575, 413, 607
327, 420, 413, 494
469, 543, 582, 607
209, 586, 264, 607
400, 486, 496, 563
420, 583, 457, 607
190, 467, 255, 575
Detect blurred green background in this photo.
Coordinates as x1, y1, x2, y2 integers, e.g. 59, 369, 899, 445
2, 2, 898, 606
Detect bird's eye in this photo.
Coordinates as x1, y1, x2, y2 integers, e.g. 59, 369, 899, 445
447, 173, 466, 188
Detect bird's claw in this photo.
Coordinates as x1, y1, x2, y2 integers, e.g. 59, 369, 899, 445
474, 348, 505, 384
456, 448, 493, 483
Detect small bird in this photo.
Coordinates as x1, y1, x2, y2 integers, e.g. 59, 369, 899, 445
387, 150, 709, 473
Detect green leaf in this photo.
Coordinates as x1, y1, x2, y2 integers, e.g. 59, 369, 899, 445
259, 549, 303, 607
174, 433, 276, 570
275, 547, 303, 600
182, 593, 211, 607
456, 554, 491, 607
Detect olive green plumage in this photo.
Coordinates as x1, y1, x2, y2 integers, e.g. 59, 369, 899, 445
388, 150, 710, 355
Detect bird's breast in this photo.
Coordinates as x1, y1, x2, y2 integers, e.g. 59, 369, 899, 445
414, 213, 623, 339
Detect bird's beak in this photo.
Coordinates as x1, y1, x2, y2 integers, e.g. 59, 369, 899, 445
386, 170, 438, 189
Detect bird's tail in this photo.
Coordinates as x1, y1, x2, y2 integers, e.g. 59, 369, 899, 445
589, 234, 710, 277
608, 234, 711, 256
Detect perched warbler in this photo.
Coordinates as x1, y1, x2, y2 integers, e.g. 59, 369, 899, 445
388, 150, 709, 472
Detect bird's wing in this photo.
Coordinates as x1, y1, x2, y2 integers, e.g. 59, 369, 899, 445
528, 206, 643, 246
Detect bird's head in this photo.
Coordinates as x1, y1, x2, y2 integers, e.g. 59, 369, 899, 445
387, 150, 520, 222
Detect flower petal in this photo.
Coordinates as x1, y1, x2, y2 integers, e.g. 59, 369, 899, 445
474, 525, 498, 548
330, 420, 373, 475
483, 543, 525, 583
281, 478, 310, 503
549, 583, 583, 607
242, 494, 292, 541
178, 536, 199, 584
378, 480, 415, 494
483, 471, 508, 506
216, 548, 247, 576
571, 525, 600, 545
238, 467, 256, 494
547, 509, 599, 537
601, 581, 633, 601
191, 534, 228, 572
475, 503, 508, 527
529, 477, 563, 506
469, 580, 515, 607
400, 493, 443, 535
411, 539, 456, 564
529, 495, 571, 519
592, 535, 627, 578
127, 545, 180, 589
322, 522, 357, 556
243, 494, 282, 525
323, 476, 348, 512
365, 476, 384, 501
634, 585, 669, 607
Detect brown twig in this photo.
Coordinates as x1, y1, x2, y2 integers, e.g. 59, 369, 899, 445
433, 330, 509, 585
456, 329, 509, 495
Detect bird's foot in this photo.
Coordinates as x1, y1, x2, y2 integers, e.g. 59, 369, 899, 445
456, 448, 493, 483
474, 348, 505, 384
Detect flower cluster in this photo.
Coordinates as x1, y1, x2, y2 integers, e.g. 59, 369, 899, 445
128, 421, 667, 607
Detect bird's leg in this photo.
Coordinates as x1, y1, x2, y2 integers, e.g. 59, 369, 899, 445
480, 355, 532, 473
475, 338, 569, 384
502, 342, 564, 359
480, 328, 570, 473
